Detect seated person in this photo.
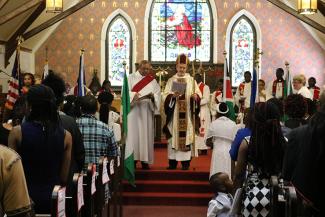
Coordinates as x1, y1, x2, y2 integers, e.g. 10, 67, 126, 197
207, 172, 234, 217
0, 145, 33, 217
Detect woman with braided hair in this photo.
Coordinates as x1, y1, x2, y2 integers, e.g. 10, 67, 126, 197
8, 84, 72, 214
234, 101, 285, 217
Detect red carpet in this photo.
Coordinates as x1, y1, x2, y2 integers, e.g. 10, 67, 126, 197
122, 142, 213, 207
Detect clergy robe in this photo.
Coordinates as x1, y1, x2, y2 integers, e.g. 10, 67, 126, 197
266, 79, 285, 100
126, 71, 161, 164
293, 86, 313, 100
308, 86, 320, 101
163, 73, 201, 161
210, 90, 223, 121
195, 82, 211, 152
205, 116, 237, 177
234, 82, 251, 110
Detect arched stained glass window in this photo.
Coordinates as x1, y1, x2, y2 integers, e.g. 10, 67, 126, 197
107, 16, 132, 87
230, 16, 256, 87
150, 0, 212, 62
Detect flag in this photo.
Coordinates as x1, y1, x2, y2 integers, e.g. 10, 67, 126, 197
121, 69, 134, 186
5, 50, 21, 110
223, 59, 236, 121
250, 67, 258, 109
77, 50, 86, 96
42, 60, 49, 81
284, 69, 292, 98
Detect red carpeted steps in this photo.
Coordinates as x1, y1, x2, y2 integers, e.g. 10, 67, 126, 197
122, 169, 212, 206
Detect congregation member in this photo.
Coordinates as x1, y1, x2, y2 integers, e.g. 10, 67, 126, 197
234, 71, 252, 111
283, 92, 325, 216
267, 68, 286, 100
126, 60, 161, 169
0, 145, 33, 217
8, 84, 72, 214
205, 102, 237, 177
163, 53, 201, 170
234, 102, 285, 217
283, 94, 307, 136
207, 172, 234, 217
194, 73, 211, 155
77, 95, 118, 170
292, 74, 312, 99
307, 77, 321, 101
21, 72, 35, 95
258, 79, 266, 102
42, 71, 85, 179
97, 79, 115, 96
210, 79, 223, 121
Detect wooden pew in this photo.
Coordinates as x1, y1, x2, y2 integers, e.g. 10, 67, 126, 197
82, 163, 97, 217
284, 186, 297, 217
95, 156, 111, 217
35, 185, 64, 217
66, 173, 84, 217
269, 176, 279, 217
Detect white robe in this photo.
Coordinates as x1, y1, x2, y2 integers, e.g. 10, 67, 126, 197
205, 116, 237, 177
210, 90, 223, 121
195, 82, 211, 152
163, 73, 202, 161
234, 82, 251, 109
293, 86, 313, 99
126, 71, 161, 164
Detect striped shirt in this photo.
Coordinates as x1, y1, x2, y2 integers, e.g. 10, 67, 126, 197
76, 114, 118, 170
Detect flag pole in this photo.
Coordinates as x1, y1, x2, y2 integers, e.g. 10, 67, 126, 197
223, 51, 227, 102
285, 61, 290, 98
191, 59, 196, 157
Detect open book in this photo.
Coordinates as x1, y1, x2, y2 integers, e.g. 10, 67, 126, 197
171, 81, 187, 95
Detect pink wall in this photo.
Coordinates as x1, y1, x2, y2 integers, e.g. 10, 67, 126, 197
35, 0, 325, 86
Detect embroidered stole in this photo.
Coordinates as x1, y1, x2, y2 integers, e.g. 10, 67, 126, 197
132, 74, 155, 92
177, 78, 190, 151
239, 83, 245, 96
199, 82, 205, 95
309, 86, 320, 100
272, 80, 285, 98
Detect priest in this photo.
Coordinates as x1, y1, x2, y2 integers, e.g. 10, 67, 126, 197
163, 54, 201, 170
126, 60, 161, 169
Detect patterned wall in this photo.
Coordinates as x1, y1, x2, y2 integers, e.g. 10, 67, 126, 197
35, 0, 325, 87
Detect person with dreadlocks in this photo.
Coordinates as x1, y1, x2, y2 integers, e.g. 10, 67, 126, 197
8, 84, 72, 214
283, 92, 325, 216
233, 102, 285, 217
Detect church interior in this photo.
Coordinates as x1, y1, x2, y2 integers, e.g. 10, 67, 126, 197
0, 0, 324, 217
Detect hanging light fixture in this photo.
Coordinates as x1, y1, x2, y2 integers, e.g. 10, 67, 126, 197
46, 0, 63, 13
297, 0, 317, 15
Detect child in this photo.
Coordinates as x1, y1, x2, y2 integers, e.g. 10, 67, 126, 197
207, 172, 234, 217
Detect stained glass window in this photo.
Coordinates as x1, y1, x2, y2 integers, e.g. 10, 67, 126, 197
150, 0, 212, 62
230, 16, 256, 87
107, 16, 132, 87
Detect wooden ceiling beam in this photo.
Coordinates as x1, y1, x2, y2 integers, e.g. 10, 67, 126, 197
4, 1, 45, 67
0, 0, 43, 25
318, 0, 325, 16
0, 0, 9, 10
22, 0, 95, 40
266, 0, 325, 34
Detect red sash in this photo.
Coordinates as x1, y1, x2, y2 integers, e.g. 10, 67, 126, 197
199, 82, 205, 95
272, 80, 284, 97
312, 86, 320, 100
132, 74, 155, 92
215, 90, 222, 103
239, 83, 245, 96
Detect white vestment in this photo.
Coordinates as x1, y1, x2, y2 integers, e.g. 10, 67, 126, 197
195, 82, 211, 152
293, 86, 313, 99
126, 71, 161, 164
234, 82, 251, 109
210, 90, 223, 121
205, 116, 237, 177
163, 73, 202, 161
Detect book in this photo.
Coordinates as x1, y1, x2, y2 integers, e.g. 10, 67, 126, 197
171, 81, 187, 95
